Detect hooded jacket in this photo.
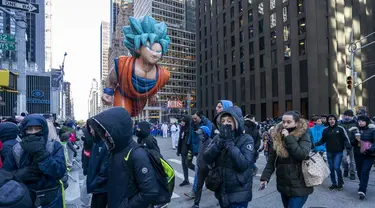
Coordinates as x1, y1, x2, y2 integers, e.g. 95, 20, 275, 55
315, 115, 351, 153
82, 128, 94, 176
177, 115, 191, 156
244, 118, 262, 155
90, 107, 159, 208
219, 100, 233, 110
348, 116, 375, 155
188, 116, 213, 154
3, 115, 66, 208
261, 119, 313, 197
136, 121, 160, 153
309, 124, 326, 152
0, 122, 19, 162
204, 106, 254, 206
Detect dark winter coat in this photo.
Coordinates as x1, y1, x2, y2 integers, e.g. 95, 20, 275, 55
349, 124, 375, 155
3, 115, 66, 208
0, 122, 19, 162
315, 115, 351, 153
82, 128, 94, 176
177, 115, 191, 156
260, 119, 313, 197
204, 107, 255, 206
196, 126, 212, 169
188, 116, 213, 154
86, 138, 109, 194
90, 107, 159, 208
136, 121, 160, 153
244, 119, 261, 159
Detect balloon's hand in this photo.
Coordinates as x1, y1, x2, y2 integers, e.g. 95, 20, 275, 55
102, 94, 114, 105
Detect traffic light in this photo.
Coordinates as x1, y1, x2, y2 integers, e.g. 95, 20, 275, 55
347, 76, 353, 90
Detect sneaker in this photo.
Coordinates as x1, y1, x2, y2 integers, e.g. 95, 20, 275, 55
358, 192, 366, 200
190, 205, 199, 208
343, 171, 349, 178
337, 183, 344, 191
184, 190, 195, 199
154, 203, 168, 208
350, 174, 356, 180
179, 180, 190, 187
329, 184, 337, 190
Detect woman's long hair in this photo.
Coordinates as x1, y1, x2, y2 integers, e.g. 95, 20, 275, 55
47, 120, 60, 142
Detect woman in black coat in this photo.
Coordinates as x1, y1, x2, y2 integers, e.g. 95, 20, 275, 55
177, 115, 194, 186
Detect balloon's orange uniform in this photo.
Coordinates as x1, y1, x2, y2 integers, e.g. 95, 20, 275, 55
113, 56, 170, 117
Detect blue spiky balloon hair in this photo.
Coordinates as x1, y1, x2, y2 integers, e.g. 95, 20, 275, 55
123, 16, 171, 57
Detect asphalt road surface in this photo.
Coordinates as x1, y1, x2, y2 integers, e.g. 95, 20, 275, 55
66, 136, 375, 208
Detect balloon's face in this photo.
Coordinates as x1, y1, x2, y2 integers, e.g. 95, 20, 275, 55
138, 41, 163, 65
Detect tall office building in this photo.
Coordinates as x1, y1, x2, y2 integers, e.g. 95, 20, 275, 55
134, 0, 196, 122
64, 82, 73, 119
88, 79, 100, 118
196, 0, 375, 120
45, 0, 53, 70
100, 21, 110, 81
110, 0, 122, 43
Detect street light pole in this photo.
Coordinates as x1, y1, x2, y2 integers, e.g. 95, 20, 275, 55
60, 52, 67, 120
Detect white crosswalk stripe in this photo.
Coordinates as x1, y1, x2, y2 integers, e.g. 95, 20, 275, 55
171, 192, 180, 199
174, 170, 195, 183
168, 158, 182, 165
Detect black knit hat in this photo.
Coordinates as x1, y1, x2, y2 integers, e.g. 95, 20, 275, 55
358, 115, 370, 125
343, 109, 354, 117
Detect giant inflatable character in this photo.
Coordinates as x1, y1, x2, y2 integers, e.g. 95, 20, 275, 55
102, 16, 170, 117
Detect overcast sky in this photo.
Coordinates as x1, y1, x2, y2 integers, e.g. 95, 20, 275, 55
51, 0, 109, 120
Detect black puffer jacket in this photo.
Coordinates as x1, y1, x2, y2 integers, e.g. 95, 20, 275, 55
136, 121, 160, 153
0, 122, 19, 161
82, 128, 94, 176
244, 119, 261, 157
90, 107, 159, 208
177, 115, 191, 156
349, 120, 375, 155
204, 106, 254, 206
261, 119, 313, 197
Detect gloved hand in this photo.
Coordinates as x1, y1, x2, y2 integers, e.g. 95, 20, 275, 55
21, 135, 46, 154
13, 166, 43, 183
217, 125, 234, 149
187, 150, 193, 160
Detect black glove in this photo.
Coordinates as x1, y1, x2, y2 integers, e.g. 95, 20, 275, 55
217, 125, 234, 149
76, 145, 80, 150
364, 149, 373, 155
176, 152, 180, 157
21, 135, 46, 154
13, 167, 43, 183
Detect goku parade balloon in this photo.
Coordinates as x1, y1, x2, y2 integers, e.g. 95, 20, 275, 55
102, 16, 171, 117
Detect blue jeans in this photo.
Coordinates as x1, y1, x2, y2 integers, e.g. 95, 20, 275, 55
219, 201, 248, 208
327, 151, 344, 185
281, 194, 308, 208
354, 153, 375, 194
193, 165, 198, 192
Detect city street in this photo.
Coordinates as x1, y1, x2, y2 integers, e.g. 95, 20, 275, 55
66, 136, 375, 208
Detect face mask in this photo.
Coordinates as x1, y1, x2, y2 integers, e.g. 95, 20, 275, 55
135, 131, 142, 138
286, 127, 296, 133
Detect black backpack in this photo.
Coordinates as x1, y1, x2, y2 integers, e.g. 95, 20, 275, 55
124, 144, 175, 205
0, 170, 33, 208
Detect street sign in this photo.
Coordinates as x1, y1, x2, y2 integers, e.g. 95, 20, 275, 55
0, 33, 15, 42
0, 0, 39, 14
0, 42, 15, 51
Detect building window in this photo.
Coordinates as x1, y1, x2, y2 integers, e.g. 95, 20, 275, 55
250, 58, 255, 71
224, 40, 227, 50
273, 102, 279, 118
250, 104, 256, 115
286, 100, 292, 111
284, 44, 291, 59
301, 98, 309, 119
232, 80, 237, 101
217, 71, 220, 81
240, 31, 244, 42
218, 58, 221, 68
224, 53, 227, 64
285, 64, 292, 95
300, 60, 308, 93
271, 31, 277, 46
249, 25, 254, 39
298, 18, 306, 35
231, 35, 235, 47
250, 75, 255, 100
225, 82, 229, 99
232, 50, 235, 62
261, 103, 267, 121
240, 61, 245, 74
283, 25, 290, 41
259, 19, 264, 33
259, 37, 265, 51
299, 39, 306, 56
232, 64, 236, 76
272, 68, 278, 97
217, 84, 221, 99
248, 9, 253, 23
223, 12, 226, 23
240, 46, 244, 59
260, 54, 264, 68
225, 68, 228, 79
298, 0, 305, 15
258, 2, 264, 16
270, 13, 276, 28
260, 71, 266, 99
241, 77, 246, 101
231, 6, 234, 17
283, 7, 288, 22
239, 16, 243, 28
271, 49, 277, 66
231, 21, 235, 32
224, 26, 227, 37
249, 42, 254, 55
239, 0, 243, 12
270, 0, 276, 10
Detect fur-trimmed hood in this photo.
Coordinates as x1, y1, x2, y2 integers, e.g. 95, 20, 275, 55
272, 119, 308, 158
